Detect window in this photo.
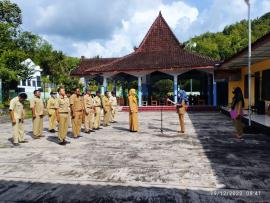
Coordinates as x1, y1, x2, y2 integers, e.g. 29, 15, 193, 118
32, 80, 36, 87
244, 74, 248, 98
22, 80, 26, 86
262, 69, 270, 100
36, 76, 41, 87
27, 79, 31, 86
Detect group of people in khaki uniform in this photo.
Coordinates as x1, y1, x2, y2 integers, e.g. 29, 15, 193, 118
8, 87, 119, 146
9, 87, 190, 146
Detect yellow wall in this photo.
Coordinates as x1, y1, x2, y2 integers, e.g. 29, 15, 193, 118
228, 58, 270, 108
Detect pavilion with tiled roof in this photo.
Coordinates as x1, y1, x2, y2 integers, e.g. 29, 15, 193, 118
72, 12, 217, 106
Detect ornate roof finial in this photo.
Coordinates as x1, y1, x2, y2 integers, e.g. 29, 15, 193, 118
159, 11, 162, 16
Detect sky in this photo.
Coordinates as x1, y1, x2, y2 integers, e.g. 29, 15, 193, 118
12, 0, 270, 58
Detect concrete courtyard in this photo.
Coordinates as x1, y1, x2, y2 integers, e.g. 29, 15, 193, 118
0, 111, 269, 202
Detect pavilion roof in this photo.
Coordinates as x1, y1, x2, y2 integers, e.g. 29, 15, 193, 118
71, 57, 117, 76
81, 12, 216, 75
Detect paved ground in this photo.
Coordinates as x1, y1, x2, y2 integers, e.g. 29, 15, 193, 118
0, 111, 269, 202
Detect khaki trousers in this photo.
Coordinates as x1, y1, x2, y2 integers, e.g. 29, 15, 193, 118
94, 107, 101, 129
12, 119, 25, 143
33, 116, 43, 137
58, 113, 68, 142
48, 110, 56, 130
178, 113, 185, 132
129, 112, 138, 131
84, 110, 94, 132
103, 109, 111, 126
111, 106, 117, 122
72, 111, 82, 137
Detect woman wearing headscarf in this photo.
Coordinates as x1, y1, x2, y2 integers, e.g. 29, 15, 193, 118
231, 87, 245, 139
168, 90, 189, 133
128, 88, 138, 132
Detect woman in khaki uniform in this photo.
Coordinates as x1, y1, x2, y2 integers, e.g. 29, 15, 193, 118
128, 89, 138, 132
231, 87, 245, 139
167, 90, 189, 133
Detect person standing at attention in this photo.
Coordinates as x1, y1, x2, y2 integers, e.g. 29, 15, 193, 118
47, 91, 57, 133
110, 91, 118, 123
70, 87, 84, 138
84, 89, 95, 133
128, 89, 138, 132
56, 87, 70, 145
9, 93, 28, 146
231, 87, 245, 139
93, 91, 102, 130
30, 90, 44, 139
102, 91, 112, 127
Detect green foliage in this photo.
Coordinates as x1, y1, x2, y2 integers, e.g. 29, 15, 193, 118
0, 0, 22, 27
152, 79, 173, 98
186, 12, 270, 60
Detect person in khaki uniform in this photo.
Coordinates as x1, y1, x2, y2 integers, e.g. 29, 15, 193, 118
84, 89, 95, 133
102, 91, 112, 127
93, 91, 102, 130
47, 91, 57, 133
70, 87, 84, 138
128, 89, 139, 132
30, 90, 44, 138
110, 91, 118, 123
56, 87, 70, 145
9, 93, 28, 146
66, 91, 72, 128
167, 90, 188, 133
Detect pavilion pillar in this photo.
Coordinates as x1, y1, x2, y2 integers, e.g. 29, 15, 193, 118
138, 76, 142, 107
213, 76, 217, 107
101, 76, 107, 95
173, 74, 178, 103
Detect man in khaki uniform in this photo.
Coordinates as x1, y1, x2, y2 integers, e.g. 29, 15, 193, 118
30, 90, 44, 138
66, 91, 72, 128
93, 91, 102, 130
56, 87, 70, 145
9, 93, 28, 146
47, 91, 57, 133
84, 89, 95, 133
102, 91, 112, 127
70, 87, 84, 138
110, 91, 118, 123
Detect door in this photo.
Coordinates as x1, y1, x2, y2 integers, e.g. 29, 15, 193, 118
254, 71, 260, 106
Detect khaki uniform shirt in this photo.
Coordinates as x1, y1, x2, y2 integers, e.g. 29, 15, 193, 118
9, 96, 24, 119
30, 96, 44, 116
94, 96, 102, 107
84, 94, 94, 113
56, 96, 70, 113
70, 94, 84, 112
47, 97, 57, 114
110, 96, 117, 107
102, 96, 111, 112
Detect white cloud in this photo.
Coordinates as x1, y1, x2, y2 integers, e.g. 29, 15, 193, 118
12, 0, 270, 58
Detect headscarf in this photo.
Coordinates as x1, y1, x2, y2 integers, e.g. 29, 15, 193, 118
231, 87, 245, 109
178, 90, 189, 105
129, 89, 136, 97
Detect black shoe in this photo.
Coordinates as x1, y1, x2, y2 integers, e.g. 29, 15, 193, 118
97, 127, 103, 130
59, 141, 66, 145
90, 130, 95, 132
63, 140, 70, 144
13, 143, 20, 146
84, 131, 90, 134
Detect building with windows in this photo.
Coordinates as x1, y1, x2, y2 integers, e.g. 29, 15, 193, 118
17, 58, 42, 100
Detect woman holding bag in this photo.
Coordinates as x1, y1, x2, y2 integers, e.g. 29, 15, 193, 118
231, 87, 245, 139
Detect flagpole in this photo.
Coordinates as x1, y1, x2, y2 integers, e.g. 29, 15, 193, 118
247, 0, 252, 126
